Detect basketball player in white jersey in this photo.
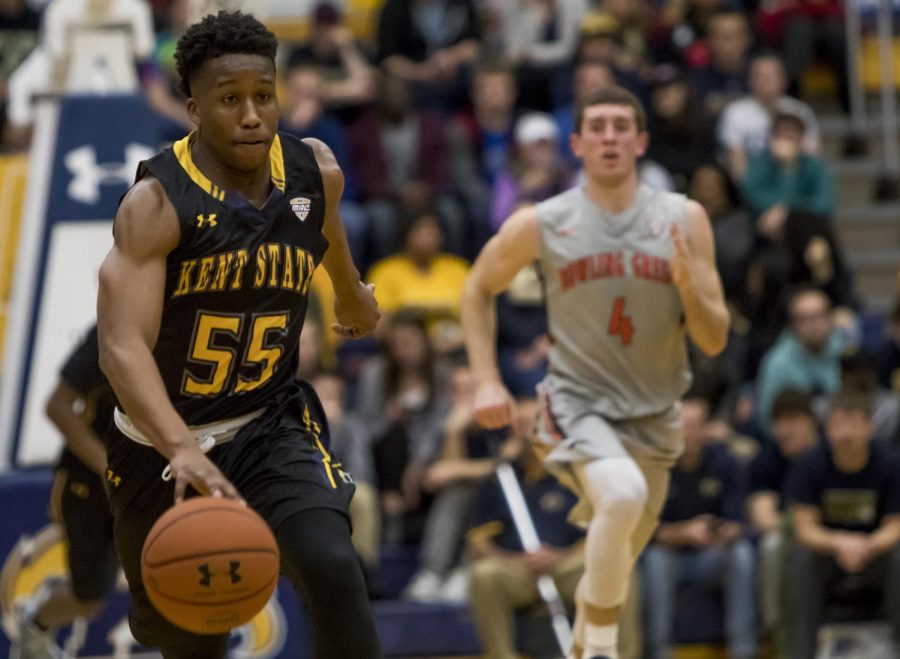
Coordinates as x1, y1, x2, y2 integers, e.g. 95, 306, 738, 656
461, 86, 729, 659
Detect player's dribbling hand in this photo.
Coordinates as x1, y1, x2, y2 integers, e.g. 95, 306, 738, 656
472, 380, 519, 434
169, 444, 245, 505
332, 282, 379, 339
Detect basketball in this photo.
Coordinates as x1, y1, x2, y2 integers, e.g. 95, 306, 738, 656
140, 497, 280, 635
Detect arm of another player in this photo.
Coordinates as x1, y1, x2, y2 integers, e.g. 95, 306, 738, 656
305, 137, 380, 339
97, 179, 242, 503
46, 380, 107, 478
671, 200, 730, 356
462, 206, 541, 431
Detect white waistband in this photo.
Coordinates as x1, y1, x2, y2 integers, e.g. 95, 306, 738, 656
113, 407, 266, 448
114, 406, 266, 482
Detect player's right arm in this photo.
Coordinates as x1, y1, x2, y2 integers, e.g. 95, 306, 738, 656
461, 206, 541, 431
97, 178, 241, 503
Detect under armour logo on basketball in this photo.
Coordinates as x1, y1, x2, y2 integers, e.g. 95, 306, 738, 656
197, 213, 218, 228
64, 143, 155, 204
198, 561, 242, 587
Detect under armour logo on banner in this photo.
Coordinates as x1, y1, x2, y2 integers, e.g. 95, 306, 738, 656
64, 143, 155, 204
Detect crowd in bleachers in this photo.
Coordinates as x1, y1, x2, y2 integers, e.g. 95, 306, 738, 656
3, 0, 900, 656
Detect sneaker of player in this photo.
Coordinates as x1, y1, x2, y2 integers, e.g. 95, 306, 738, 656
401, 569, 443, 602
10, 594, 62, 659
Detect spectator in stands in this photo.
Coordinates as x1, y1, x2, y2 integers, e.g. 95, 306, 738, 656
641, 397, 757, 659
500, 0, 588, 112
490, 112, 573, 232
376, 0, 480, 111
646, 64, 717, 191
285, 2, 376, 115
755, 287, 846, 433
359, 312, 449, 544
782, 208, 856, 311
786, 392, 900, 659
742, 111, 835, 236
445, 60, 518, 243
297, 317, 330, 381
747, 390, 820, 646
404, 362, 520, 602
689, 164, 754, 308
878, 298, 900, 394
366, 210, 470, 354
840, 350, 900, 446
689, 8, 753, 118
467, 433, 585, 659
718, 52, 819, 181
280, 61, 369, 268
497, 265, 549, 398
553, 58, 616, 169
311, 370, 381, 587
597, 0, 651, 74
0, 0, 40, 149
573, 12, 646, 102
350, 71, 463, 259
648, 0, 718, 67
757, 0, 852, 147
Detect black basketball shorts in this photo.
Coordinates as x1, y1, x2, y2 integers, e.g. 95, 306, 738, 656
104, 382, 355, 649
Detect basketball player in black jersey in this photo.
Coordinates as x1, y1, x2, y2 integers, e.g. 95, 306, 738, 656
96, 12, 381, 659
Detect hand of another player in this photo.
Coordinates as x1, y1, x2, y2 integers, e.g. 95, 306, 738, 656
332, 282, 379, 339
169, 444, 244, 505
472, 380, 519, 433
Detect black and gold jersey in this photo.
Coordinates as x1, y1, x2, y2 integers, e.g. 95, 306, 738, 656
131, 131, 327, 425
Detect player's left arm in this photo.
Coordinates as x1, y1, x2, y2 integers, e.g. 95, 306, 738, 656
304, 137, 379, 339
671, 200, 730, 356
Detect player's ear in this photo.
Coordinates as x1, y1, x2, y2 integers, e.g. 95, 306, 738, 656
635, 130, 649, 158
569, 131, 582, 158
186, 98, 201, 127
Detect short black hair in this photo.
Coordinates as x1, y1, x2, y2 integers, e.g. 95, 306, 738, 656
771, 389, 813, 421
175, 11, 278, 98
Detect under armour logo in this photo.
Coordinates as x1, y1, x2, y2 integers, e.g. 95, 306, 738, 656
64, 143, 154, 204
198, 561, 242, 587
105, 469, 122, 488
196, 213, 218, 228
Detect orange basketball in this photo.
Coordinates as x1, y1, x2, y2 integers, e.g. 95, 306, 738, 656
140, 497, 280, 635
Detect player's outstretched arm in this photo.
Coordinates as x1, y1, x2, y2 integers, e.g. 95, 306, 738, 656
671, 200, 730, 356
46, 380, 107, 478
97, 179, 241, 503
305, 137, 380, 339
462, 206, 541, 431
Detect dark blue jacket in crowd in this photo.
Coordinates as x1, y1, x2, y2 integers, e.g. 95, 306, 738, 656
786, 441, 900, 534
470, 467, 583, 552
661, 443, 745, 523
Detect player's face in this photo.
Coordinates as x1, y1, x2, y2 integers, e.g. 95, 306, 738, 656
187, 54, 279, 172
571, 104, 648, 185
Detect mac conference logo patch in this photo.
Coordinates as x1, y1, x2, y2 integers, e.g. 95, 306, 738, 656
290, 197, 311, 221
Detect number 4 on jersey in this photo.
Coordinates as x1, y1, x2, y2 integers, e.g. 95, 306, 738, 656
607, 296, 634, 345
